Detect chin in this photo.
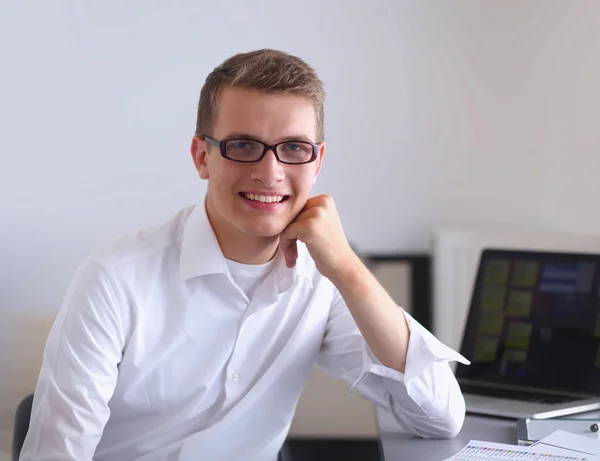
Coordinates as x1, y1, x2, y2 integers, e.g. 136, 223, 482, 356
240, 221, 288, 238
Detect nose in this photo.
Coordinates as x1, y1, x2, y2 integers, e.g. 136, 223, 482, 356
250, 148, 285, 186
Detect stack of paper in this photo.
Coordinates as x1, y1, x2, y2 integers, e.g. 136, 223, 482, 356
444, 430, 600, 460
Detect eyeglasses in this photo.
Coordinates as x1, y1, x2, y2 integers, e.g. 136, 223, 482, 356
202, 135, 320, 165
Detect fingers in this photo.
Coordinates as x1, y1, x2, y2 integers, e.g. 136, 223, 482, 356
280, 237, 298, 268
279, 194, 334, 268
279, 225, 298, 268
294, 205, 324, 223
304, 194, 334, 210
279, 219, 305, 268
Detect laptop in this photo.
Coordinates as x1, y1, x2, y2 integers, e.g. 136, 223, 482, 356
455, 248, 600, 419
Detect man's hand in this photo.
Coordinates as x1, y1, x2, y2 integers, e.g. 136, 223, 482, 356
281, 194, 412, 373
279, 194, 358, 281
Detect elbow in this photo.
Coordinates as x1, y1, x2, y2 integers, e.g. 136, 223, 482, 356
412, 393, 466, 439
425, 394, 466, 439
385, 371, 468, 439
432, 409, 465, 439
410, 408, 464, 439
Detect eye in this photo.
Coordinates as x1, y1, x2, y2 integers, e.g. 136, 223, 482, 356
285, 143, 302, 151
230, 140, 256, 150
281, 142, 312, 154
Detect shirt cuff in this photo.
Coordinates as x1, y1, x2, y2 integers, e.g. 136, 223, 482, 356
351, 310, 470, 389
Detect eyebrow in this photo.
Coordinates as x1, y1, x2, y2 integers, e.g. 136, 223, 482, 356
224, 132, 315, 143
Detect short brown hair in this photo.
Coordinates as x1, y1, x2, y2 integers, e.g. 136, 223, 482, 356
195, 49, 325, 142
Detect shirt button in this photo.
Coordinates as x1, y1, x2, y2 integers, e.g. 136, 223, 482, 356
232, 372, 240, 382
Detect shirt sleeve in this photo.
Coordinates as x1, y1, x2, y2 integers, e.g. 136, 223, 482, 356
315, 291, 471, 439
20, 258, 125, 461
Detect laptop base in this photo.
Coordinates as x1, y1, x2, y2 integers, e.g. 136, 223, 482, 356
465, 393, 600, 420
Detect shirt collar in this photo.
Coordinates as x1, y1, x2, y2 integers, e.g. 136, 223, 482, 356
179, 202, 313, 290
179, 203, 228, 281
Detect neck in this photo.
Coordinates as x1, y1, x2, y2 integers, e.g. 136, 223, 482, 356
205, 198, 280, 265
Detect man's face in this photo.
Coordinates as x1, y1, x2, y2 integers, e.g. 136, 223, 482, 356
191, 86, 325, 240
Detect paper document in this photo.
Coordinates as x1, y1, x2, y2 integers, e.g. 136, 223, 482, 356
443, 439, 600, 460
531, 430, 600, 456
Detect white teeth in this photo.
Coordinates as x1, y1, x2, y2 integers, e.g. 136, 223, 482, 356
243, 193, 284, 203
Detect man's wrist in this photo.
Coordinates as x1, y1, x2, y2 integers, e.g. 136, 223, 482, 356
328, 251, 368, 291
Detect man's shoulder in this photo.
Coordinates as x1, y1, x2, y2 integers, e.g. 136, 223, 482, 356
88, 205, 196, 272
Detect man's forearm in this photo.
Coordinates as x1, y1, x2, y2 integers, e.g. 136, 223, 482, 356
329, 254, 411, 373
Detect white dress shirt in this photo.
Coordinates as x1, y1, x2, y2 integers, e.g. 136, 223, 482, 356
21, 203, 469, 461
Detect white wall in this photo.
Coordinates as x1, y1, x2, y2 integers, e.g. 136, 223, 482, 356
2, 0, 600, 451
3, 0, 600, 314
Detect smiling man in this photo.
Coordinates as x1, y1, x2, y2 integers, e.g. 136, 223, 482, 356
21, 49, 469, 461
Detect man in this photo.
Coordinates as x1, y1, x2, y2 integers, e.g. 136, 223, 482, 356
21, 49, 469, 461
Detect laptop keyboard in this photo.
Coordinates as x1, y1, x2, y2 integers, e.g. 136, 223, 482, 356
460, 383, 584, 404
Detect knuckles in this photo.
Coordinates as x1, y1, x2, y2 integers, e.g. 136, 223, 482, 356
320, 194, 335, 207
309, 194, 335, 208
310, 194, 336, 218
312, 206, 325, 219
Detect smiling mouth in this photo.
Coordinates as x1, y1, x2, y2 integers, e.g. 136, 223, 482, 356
240, 192, 290, 203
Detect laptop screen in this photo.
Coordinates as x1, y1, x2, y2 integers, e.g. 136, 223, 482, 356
455, 248, 600, 396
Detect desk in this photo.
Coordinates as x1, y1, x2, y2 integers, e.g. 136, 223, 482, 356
378, 410, 600, 460
379, 414, 515, 460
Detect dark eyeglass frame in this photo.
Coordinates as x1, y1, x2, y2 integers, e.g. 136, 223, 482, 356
202, 135, 320, 165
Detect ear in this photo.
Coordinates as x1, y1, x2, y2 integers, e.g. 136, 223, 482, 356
190, 136, 210, 180
312, 142, 326, 183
